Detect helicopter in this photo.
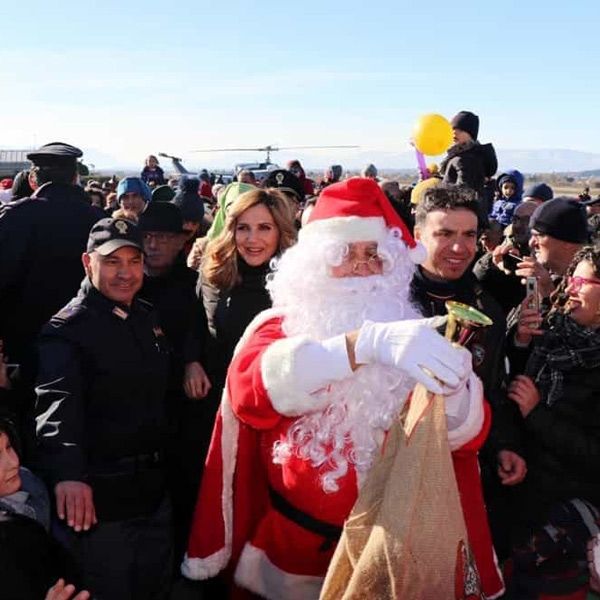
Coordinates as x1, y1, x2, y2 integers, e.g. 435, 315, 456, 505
159, 144, 360, 184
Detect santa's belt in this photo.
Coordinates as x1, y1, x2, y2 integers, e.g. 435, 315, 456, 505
268, 485, 342, 552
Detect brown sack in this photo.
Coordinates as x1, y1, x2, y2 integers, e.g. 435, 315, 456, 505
320, 385, 483, 600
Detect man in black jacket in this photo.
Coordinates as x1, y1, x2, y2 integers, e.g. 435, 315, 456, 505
34, 218, 173, 600
410, 185, 526, 559
0, 143, 103, 366
138, 202, 211, 562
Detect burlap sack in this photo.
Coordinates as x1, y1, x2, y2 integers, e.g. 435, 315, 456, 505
320, 385, 483, 600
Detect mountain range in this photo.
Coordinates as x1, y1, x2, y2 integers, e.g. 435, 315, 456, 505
4, 146, 599, 176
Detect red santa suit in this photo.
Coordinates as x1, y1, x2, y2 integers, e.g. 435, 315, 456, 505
183, 178, 504, 599
183, 313, 503, 599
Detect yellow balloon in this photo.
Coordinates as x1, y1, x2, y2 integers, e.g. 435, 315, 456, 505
412, 114, 454, 156
410, 177, 442, 205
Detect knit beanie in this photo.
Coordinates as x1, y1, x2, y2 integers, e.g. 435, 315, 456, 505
151, 184, 176, 203
523, 183, 554, 203
117, 177, 151, 203
450, 111, 479, 141
529, 197, 588, 243
171, 178, 204, 222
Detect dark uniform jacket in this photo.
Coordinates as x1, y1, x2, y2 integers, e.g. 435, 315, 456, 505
34, 280, 170, 521
410, 267, 521, 457
0, 183, 103, 363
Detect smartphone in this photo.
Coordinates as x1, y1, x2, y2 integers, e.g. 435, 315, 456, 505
502, 253, 522, 273
525, 277, 540, 328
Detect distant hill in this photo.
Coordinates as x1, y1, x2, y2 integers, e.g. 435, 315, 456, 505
4, 145, 599, 176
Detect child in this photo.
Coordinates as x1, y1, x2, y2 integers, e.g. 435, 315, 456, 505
440, 110, 498, 226
140, 155, 166, 187
490, 169, 524, 227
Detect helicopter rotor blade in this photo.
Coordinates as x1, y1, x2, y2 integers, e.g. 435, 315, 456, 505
190, 147, 270, 153
276, 145, 360, 150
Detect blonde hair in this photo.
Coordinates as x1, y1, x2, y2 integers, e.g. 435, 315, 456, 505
202, 188, 297, 290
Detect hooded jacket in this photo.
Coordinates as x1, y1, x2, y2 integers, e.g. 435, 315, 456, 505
490, 169, 524, 227
287, 160, 315, 196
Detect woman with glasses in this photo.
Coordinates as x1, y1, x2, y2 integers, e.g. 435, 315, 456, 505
505, 246, 600, 597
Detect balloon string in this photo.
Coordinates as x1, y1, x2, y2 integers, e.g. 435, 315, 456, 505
409, 138, 430, 180
414, 147, 430, 180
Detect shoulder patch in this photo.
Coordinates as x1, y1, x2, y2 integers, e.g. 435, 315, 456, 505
50, 301, 87, 328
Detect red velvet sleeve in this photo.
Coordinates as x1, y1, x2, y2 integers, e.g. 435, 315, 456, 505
226, 317, 287, 431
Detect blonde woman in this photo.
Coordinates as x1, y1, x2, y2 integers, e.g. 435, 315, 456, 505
200, 188, 296, 377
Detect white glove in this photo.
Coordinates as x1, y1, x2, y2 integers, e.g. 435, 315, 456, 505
355, 318, 469, 394
293, 334, 353, 394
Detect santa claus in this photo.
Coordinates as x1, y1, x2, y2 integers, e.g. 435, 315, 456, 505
183, 177, 504, 599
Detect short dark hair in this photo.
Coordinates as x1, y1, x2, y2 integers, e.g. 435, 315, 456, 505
31, 160, 78, 186
414, 185, 479, 226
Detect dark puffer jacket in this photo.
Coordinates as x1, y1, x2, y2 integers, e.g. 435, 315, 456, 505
516, 360, 600, 521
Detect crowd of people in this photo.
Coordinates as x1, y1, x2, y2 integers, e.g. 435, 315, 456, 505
1, 110, 600, 600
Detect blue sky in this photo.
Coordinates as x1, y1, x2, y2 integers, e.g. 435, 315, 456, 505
1, 0, 599, 169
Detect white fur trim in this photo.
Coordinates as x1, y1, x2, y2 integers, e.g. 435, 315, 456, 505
300, 216, 388, 244
447, 373, 485, 451
234, 543, 324, 600
408, 241, 427, 264
181, 308, 285, 580
261, 337, 335, 417
181, 547, 230, 580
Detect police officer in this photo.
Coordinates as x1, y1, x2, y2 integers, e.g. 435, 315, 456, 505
0, 142, 103, 457
34, 218, 173, 600
0, 142, 103, 367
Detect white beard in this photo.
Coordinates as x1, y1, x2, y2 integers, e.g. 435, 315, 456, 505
268, 232, 422, 492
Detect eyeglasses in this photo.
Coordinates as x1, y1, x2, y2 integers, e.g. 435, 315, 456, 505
566, 276, 600, 293
142, 232, 177, 245
349, 254, 384, 274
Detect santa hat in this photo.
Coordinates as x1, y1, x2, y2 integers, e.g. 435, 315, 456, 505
302, 177, 426, 264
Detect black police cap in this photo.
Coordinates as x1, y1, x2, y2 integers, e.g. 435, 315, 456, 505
87, 218, 143, 256
261, 169, 305, 202
27, 142, 83, 163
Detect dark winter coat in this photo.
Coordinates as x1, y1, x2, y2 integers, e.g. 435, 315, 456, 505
440, 142, 498, 223
199, 258, 272, 388
516, 349, 600, 521
0, 183, 103, 363
140, 256, 209, 393
34, 280, 170, 521
410, 267, 521, 458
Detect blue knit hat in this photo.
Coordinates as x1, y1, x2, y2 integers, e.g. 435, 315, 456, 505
117, 177, 151, 203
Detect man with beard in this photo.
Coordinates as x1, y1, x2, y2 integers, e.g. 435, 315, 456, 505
183, 178, 503, 598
